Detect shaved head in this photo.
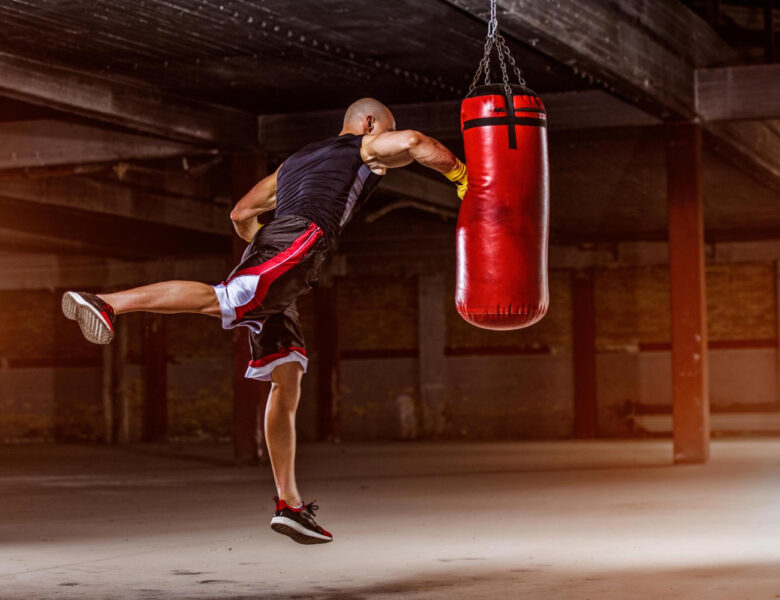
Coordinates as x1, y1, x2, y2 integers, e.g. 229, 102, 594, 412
341, 98, 395, 135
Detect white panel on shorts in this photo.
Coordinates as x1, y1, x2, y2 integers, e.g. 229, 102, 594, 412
244, 350, 308, 381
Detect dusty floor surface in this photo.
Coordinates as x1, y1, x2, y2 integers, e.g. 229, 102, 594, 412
0, 439, 778, 599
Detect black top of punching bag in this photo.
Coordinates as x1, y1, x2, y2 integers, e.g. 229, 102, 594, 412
466, 83, 538, 99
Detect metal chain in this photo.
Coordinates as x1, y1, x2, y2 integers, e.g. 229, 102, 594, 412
468, 0, 526, 94
496, 31, 526, 87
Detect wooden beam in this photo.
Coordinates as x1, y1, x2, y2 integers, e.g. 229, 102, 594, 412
444, 1, 780, 197
667, 123, 710, 464
0, 194, 229, 259
0, 120, 213, 170
572, 268, 598, 438
0, 253, 229, 291
443, 0, 734, 119
0, 175, 231, 235
257, 91, 659, 153
0, 51, 257, 148
704, 120, 780, 193
697, 65, 780, 122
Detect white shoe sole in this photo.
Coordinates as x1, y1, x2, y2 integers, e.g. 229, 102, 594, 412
62, 292, 114, 345
270, 516, 332, 545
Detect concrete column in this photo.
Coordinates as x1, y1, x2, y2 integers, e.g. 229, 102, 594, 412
666, 123, 710, 464
572, 268, 598, 438
417, 272, 447, 438
231, 153, 269, 465
314, 280, 340, 441
775, 261, 780, 405
142, 313, 167, 442
101, 317, 129, 444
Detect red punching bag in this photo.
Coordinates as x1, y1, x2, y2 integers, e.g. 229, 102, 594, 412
455, 17, 550, 330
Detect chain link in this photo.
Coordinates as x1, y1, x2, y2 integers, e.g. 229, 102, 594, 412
467, 0, 526, 94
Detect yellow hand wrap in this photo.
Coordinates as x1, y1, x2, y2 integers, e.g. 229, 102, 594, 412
444, 159, 468, 200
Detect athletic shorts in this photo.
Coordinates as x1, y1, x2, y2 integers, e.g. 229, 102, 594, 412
213, 215, 329, 381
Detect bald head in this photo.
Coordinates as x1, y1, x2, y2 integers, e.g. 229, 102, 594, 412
341, 98, 395, 135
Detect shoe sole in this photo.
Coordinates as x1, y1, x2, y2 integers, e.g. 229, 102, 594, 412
62, 292, 114, 345
271, 517, 332, 545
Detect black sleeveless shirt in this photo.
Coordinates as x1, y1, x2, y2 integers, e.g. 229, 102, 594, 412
275, 134, 383, 239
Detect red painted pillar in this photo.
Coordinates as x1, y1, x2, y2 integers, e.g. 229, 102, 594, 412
667, 123, 710, 464
314, 280, 340, 441
572, 268, 598, 438
231, 153, 270, 465
142, 313, 167, 442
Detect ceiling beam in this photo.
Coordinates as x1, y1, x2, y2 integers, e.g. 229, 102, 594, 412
704, 120, 780, 193
0, 195, 229, 259
0, 120, 214, 170
0, 253, 230, 291
442, 0, 734, 119
258, 90, 660, 153
443, 1, 778, 189
0, 175, 232, 236
696, 64, 780, 121
0, 51, 257, 148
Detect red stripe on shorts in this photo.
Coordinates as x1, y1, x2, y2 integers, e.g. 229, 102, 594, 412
229, 224, 323, 322
248, 346, 307, 368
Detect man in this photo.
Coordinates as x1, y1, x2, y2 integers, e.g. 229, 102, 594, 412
62, 98, 468, 544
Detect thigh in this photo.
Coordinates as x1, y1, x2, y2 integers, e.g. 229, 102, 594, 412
244, 307, 308, 381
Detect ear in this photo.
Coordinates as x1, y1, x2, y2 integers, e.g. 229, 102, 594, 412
366, 115, 375, 134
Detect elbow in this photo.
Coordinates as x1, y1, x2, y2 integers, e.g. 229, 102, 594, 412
229, 208, 243, 224
401, 130, 425, 151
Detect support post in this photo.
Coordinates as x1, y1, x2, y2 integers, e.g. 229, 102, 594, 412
572, 268, 598, 438
102, 317, 129, 443
314, 281, 341, 441
667, 123, 710, 464
704, 0, 720, 28
231, 153, 268, 465
775, 261, 780, 405
766, 0, 776, 64
417, 272, 447, 438
142, 313, 167, 442
101, 343, 114, 444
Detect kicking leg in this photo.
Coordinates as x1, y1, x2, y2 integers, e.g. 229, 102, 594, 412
99, 281, 220, 317
63, 280, 220, 345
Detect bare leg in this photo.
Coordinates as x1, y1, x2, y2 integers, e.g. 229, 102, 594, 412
265, 361, 304, 506
98, 281, 221, 317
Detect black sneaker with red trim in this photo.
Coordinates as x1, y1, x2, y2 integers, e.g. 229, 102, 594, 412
270, 497, 333, 545
62, 291, 116, 345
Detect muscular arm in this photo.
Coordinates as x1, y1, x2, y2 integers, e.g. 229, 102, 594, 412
230, 166, 280, 242
360, 130, 459, 175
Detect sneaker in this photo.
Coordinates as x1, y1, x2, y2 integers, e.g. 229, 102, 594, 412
270, 497, 333, 544
62, 291, 115, 345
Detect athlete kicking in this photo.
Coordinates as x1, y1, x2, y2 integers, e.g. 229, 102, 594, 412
62, 98, 468, 545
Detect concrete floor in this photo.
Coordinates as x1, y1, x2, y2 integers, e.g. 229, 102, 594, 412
0, 440, 778, 599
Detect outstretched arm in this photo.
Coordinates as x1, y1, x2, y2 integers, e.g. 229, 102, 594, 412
230, 166, 281, 242
361, 130, 468, 199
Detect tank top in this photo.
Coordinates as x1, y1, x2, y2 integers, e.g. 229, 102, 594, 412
274, 134, 384, 239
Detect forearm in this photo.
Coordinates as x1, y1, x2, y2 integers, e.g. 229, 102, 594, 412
230, 173, 277, 242
408, 135, 459, 174
232, 216, 259, 242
